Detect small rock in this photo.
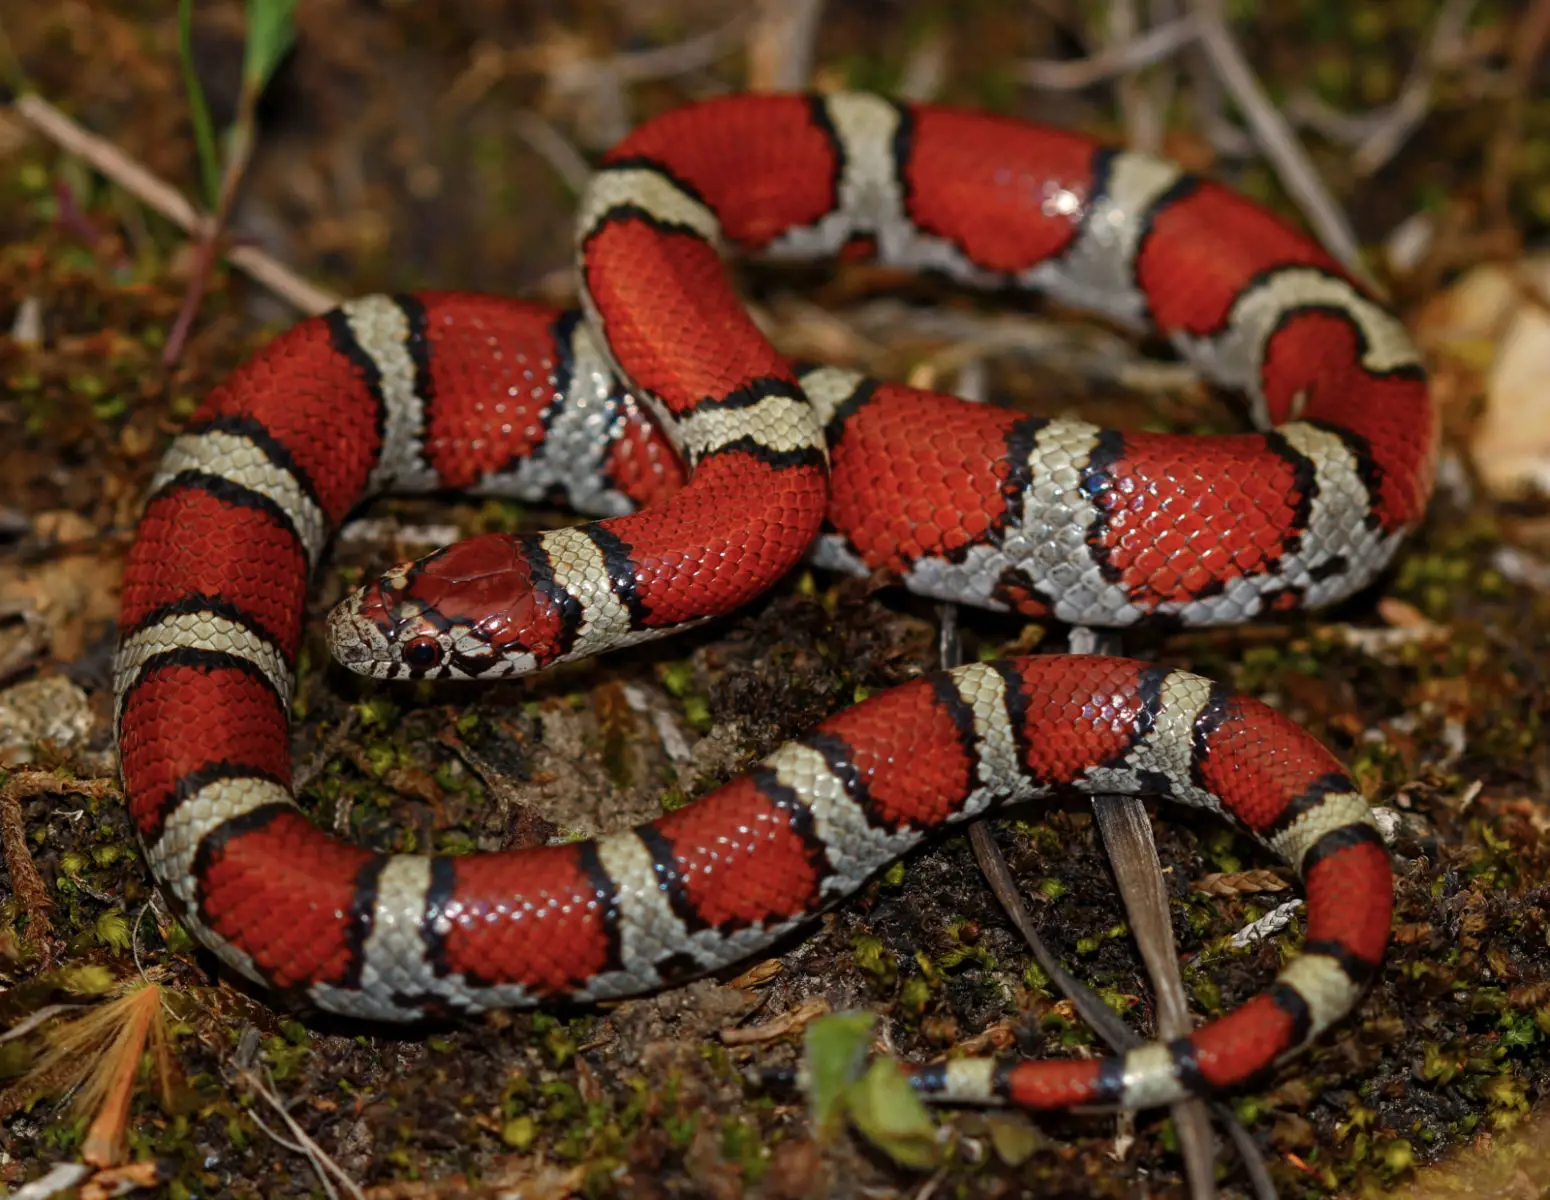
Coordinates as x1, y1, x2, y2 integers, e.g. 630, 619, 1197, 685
0, 674, 94, 766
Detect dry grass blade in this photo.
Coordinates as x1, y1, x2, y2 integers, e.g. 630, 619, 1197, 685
945, 615, 1273, 1199
1483, 0, 1550, 227
512, 109, 593, 194
1071, 623, 1214, 1200
9, 93, 337, 315
1018, 14, 1199, 89
1090, 795, 1219, 1200
964, 823, 1140, 1051
1071, 632, 1274, 1200
6, 983, 176, 1168
748, 0, 826, 91
1286, 0, 1479, 177
0, 1002, 89, 1044
233, 1065, 365, 1200
939, 612, 1142, 1055
1189, 0, 1381, 297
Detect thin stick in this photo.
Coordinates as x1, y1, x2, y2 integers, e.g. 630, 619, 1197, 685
1483, 0, 1550, 225
1091, 791, 1219, 1200
1134, 0, 1185, 156
10, 93, 338, 316
941, 616, 1272, 1199
1188, 0, 1382, 296
1072, 628, 1274, 1200
748, 0, 826, 91
1018, 15, 1199, 89
1349, 0, 1477, 175
511, 109, 594, 195
235, 1067, 365, 1200
547, 9, 754, 102
1287, 0, 1479, 177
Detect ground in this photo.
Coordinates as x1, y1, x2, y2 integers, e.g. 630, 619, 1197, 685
3, 1, 1550, 1197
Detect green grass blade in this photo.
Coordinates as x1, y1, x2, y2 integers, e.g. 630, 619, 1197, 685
243, 0, 297, 93
176, 0, 221, 209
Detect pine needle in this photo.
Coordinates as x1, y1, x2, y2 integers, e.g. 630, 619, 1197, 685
22, 982, 176, 1167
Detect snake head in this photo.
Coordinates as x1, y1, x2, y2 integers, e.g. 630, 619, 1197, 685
327, 533, 568, 680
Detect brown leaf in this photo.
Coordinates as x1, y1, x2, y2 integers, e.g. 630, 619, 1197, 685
720, 996, 830, 1045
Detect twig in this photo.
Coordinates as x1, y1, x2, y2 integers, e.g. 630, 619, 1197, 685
579, 11, 753, 85
1018, 14, 1199, 89
511, 109, 594, 195
1483, 0, 1550, 226
9, 93, 338, 316
163, 73, 265, 365
748, 0, 826, 91
1134, 0, 1186, 155
1107, 0, 1169, 154
1091, 792, 1219, 1200
11, 1163, 92, 1200
1184, 44, 1258, 159
1285, 90, 1396, 148
1189, 0, 1382, 296
1287, 0, 1479, 176
234, 1066, 365, 1200
1348, 0, 1477, 174
0, 1003, 90, 1045
942, 616, 1272, 1199
1070, 627, 1214, 1200
1108, 0, 1149, 151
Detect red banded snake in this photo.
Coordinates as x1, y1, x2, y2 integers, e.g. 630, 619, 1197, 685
114, 92, 1434, 1111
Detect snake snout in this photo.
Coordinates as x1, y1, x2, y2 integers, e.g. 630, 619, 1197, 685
325, 588, 396, 677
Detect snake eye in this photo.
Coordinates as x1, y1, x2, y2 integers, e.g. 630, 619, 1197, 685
403, 635, 443, 671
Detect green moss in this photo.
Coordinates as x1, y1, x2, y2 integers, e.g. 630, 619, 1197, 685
503, 1114, 537, 1149
720, 1116, 772, 1183
1022, 960, 1051, 992
93, 909, 131, 951
852, 932, 898, 987
899, 975, 933, 1015
258, 1033, 310, 1081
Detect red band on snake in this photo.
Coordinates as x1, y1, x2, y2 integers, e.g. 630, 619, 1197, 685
115, 93, 1428, 1110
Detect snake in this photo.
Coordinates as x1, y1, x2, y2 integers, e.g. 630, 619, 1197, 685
114, 93, 1434, 1111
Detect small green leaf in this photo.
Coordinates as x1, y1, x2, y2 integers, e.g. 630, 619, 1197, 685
846, 1057, 940, 1170
985, 1111, 1044, 1166
803, 1012, 874, 1134
502, 1115, 536, 1150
